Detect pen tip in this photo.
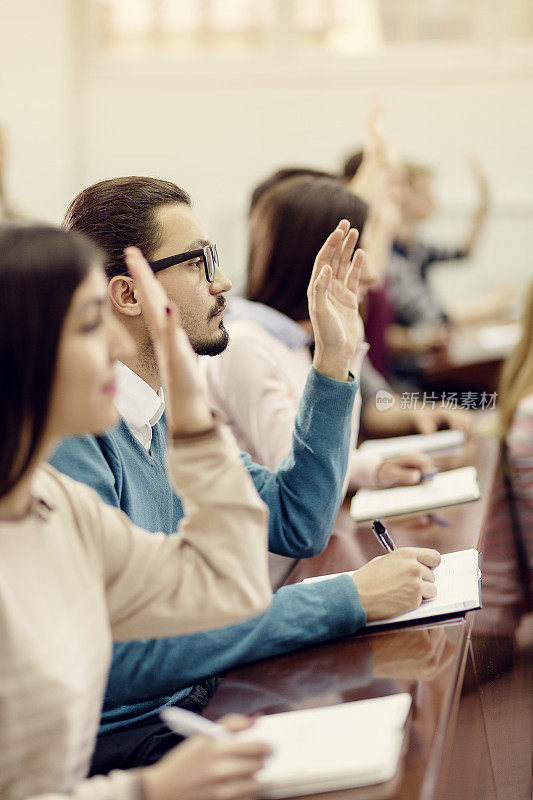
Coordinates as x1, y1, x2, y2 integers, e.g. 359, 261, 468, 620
373, 520, 385, 534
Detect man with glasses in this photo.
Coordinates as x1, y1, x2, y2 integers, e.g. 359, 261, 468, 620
50, 176, 440, 775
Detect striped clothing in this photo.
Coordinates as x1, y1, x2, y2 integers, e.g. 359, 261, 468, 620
476, 394, 533, 635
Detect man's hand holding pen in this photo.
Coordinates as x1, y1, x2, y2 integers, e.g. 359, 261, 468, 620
351, 545, 441, 622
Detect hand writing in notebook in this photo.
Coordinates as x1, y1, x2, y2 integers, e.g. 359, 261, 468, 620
352, 548, 441, 621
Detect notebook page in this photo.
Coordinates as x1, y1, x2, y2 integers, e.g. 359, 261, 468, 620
358, 429, 465, 459
234, 694, 411, 797
350, 466, 480, 521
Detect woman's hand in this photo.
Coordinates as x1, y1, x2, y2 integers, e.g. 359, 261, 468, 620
376, 452, 436, 488
348, 100, 399, 207
469, 155, 490, 210
308, 220, 366, 381
142, 715, 271, 800
124, 246, 213, 436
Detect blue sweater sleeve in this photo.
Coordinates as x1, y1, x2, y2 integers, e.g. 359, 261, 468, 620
49, 434, 121, 508
104, 575, 366, 708
247, 367, 357, 558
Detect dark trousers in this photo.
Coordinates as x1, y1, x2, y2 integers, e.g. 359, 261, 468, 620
89, 678, 220, 775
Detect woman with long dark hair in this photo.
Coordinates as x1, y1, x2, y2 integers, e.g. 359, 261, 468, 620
0, 223, 273, 800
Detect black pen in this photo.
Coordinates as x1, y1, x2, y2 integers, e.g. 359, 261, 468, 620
372, 519, 397, 552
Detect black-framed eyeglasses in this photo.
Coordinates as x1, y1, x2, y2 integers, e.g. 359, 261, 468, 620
149, 244, 219, 283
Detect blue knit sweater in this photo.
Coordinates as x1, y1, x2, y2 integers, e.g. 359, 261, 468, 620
50, 368, 366, 734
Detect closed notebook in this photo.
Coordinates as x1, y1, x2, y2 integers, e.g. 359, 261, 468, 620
234, 693, 412, 799
358, 429, 465, 460
303, 549, 482, 628
350, 466, 480, 522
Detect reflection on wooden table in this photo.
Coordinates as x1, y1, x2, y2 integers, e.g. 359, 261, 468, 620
205, 622, 465, 800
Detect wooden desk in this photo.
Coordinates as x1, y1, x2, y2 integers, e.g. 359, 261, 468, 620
423, 321, 519, 395
203, 435, 499, 800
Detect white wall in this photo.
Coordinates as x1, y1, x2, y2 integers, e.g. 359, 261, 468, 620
1, 2, 532, 305
80, 50, 533, 302
0, 0, 78, 222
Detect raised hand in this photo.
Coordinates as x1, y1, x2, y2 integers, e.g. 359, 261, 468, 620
308, 220, 366, 381
124, 246, 213, 435
349, 99, 398, 205
468, 155, 490, 207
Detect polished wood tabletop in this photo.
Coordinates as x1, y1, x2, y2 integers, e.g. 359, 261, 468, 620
203, 434, 502, 800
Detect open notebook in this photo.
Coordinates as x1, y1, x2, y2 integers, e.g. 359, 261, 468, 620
358, 429, 465, 460
303, 549, 481, 628
350, 466, 480, 522
234, 693, 412, 798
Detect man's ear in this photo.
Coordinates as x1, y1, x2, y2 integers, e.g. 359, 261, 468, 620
108, 275, 142, 316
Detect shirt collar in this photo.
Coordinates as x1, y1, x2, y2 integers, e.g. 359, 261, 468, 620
114, 362, 165, 450
227, 297, 313, 350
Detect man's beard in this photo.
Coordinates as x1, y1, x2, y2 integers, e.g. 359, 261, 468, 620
193, 322, 230, 357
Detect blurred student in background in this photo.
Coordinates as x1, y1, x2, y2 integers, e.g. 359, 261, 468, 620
475, 279, 533, 638
393, 158, 490, 286
343, 148, 447, 381
203, 174, 437, 507
247, 165, 470, 437
343, 123, 511, 389
0, 223, 274, 800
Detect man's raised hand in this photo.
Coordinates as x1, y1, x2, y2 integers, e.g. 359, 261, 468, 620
308, 220, 366, 381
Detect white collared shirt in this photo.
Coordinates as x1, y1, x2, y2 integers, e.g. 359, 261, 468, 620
114, 362, 165, 450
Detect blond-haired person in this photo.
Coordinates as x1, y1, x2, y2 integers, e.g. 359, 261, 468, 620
475, 280, 533, 636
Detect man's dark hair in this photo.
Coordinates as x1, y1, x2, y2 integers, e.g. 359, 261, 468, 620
63, 176, 191, 278
342, 150, 364, 180
249, 167, 339, 215
0, 223, 100, 499
247, 175, 368, 322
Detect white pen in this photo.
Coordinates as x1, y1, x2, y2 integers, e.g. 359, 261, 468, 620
160, 706, 230, 740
